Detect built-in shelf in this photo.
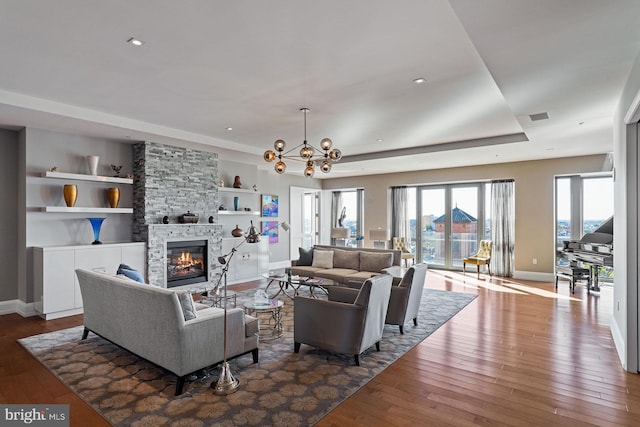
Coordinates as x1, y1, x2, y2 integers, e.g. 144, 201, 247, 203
218, 210, 260, 216
41, 207, 133, 214
43, 171, 133, 185
218, 187, 255, 194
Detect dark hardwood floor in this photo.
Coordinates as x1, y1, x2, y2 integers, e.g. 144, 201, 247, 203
2, 271, 639, 426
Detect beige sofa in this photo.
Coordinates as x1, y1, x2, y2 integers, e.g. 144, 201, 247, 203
289, 245, 401, 286
75, 269, 259, 395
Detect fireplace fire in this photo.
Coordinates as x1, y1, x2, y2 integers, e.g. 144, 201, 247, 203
166, 240, 208, 287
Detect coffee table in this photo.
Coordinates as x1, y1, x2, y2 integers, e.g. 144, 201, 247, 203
243, 299, 284, 340
263, 273, 295, 299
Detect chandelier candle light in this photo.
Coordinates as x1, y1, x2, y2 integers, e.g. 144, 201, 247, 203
263, 108, 342, 177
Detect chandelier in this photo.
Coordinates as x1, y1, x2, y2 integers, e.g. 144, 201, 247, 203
263, 108, 342, 177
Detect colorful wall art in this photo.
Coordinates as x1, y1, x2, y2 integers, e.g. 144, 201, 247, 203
261, 221, 279, 243
261, 194, 278, 217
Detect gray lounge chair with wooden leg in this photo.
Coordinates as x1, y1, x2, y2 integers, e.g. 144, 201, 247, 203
384, 263, 428, 334
293, 274, 392, 366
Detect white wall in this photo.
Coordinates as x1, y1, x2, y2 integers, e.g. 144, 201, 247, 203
612, 51, 640, 372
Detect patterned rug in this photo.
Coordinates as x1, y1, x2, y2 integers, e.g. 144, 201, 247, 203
19, 287, 476, 426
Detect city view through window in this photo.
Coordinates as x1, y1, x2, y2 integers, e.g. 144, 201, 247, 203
556, 176, 613, 282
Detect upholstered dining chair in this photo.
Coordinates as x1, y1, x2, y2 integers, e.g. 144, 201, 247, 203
293, 274, 393, 366
463, 240, 493, 279
385, 263, 428, 334
392, 237, 415, 266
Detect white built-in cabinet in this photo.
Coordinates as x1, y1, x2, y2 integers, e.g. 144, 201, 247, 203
221, 237, 269, 284
33, 242, 145, 319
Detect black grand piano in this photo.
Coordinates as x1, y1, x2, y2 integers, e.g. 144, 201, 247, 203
557, 216, 613, 294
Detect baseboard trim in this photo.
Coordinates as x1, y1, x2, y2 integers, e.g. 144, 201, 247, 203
513, 270, 555, 282
0, 299, 38, 317
610, 316, 628, 370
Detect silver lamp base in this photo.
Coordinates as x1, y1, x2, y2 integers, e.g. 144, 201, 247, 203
211, 361, 240, 395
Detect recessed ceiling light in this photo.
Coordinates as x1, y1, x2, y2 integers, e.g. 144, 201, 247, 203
127, 37, 144, 46
226, 127, 233, 131
412, 77, 426, 84
376, 139, 384, 142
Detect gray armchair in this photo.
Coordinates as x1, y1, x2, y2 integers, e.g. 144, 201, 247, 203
385, 263, 428, 334
294, 274, 393, 366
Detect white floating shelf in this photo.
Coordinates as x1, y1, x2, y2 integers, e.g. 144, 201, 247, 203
43, 171, 133, 184
41, 207, 133, 214
217, 211, 260, 216
218, 187, 256, 194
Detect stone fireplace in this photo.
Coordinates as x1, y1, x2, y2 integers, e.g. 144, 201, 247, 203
132, 142, 222, 288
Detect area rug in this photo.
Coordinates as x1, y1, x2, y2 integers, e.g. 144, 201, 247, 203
19, 287, 476, 426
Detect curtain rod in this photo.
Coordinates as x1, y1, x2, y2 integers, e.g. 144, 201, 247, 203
491, 179, 515, 183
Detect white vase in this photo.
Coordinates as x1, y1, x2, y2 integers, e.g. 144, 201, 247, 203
87, 155, 99, 175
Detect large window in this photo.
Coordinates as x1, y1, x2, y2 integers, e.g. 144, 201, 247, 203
555, 174, 613, 282
407, 182, 489, 270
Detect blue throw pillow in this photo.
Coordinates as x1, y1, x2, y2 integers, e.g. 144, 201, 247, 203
120, 268, 145, 283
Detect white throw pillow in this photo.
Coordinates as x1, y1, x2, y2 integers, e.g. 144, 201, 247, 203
312, 249, 334, 269
177, 292, 198, 321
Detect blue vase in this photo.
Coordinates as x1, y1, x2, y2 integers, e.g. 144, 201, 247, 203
88, 218, 105, 245
234, 196, 239, 211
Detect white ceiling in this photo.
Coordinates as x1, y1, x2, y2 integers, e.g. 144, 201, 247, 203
1, 0, 639, 178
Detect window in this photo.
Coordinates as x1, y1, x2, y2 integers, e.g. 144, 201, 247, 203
555, 174, 613, 282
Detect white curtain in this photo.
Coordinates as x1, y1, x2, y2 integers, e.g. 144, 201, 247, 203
491, 180, 515, 277
391, 187, 409, 239
331, 192, 343, 227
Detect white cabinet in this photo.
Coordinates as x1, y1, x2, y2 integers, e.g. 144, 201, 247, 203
33, 242, 145, 319
221, 237, 269, 284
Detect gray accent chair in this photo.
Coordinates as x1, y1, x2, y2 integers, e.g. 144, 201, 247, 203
75, 269, 259, 395
294, 274, 392, 366
384, 263, 428, 334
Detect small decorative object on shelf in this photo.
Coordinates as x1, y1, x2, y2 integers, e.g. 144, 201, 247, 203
252, 184, 257, 192
208, 215, 214, 223
48, 166, 57, 172
231, 225, 244, 237
110, 164, 123, 177
87, 218, 105, 245
178, 211, 199, 224
219, 205, 226, 211
63, 184, 77, 207
233, 196, 239, 211
162, 216, 169, 224
219, 178, 224, 187
233, 176, 242, 188
107, 187, 120, 208
87, 155, 99, 175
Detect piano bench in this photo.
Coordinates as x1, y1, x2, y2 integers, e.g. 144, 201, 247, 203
555, 266, 591, 294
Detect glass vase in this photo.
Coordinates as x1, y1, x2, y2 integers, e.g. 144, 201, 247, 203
87, 218, 105, 245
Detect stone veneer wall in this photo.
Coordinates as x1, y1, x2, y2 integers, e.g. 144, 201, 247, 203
132, 142, 221, 287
